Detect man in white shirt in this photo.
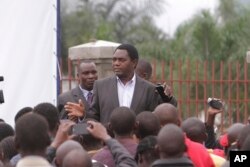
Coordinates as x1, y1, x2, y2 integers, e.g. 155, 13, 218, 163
66, 44, 175, 124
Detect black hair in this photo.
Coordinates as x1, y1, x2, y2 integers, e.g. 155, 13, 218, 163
15, 113, 50, 153
135, 111, 160, 140
0, 123, 14, 142
14, 107, 33, 123
33, 102, 59, 133
116, 44, 139, 60
135, 135, 159, 164
110, 107, 136, 136
0, 136, 17, 162
136, 59, 152, 80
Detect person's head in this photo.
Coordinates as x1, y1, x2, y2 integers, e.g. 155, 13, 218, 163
14, 113, 50, 156
55, 140, 83, 167
220, 123, 245, 158
240, 134, 250, 151
135, 59, 152, 80
181, 117, 207, 144
153, 103, 180, 127
237, 124, 250, 150
109, 106, 136, 137
14, 107, 33, 123
77, 61, 98, 91
135, 135, 159, 167
62, 149, 92, 167
0, 122, 14, 142
112, 44, 139, 80
157, 124, 186, 158
0, 136, 17, 163
227, 123, 245, 145
135, 111, 160, 140
33, 102, 60, 138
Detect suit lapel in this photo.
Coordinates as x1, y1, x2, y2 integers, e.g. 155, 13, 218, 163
110, 77, 120, 107
72, 86, 89, 109
130, 76, 145, 112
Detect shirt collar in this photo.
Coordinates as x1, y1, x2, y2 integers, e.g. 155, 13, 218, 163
79, 85, 92, 96
116, 73, 136, 85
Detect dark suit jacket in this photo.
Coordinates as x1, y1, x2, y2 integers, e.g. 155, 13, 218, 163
57, 86, 90, 119
87, 75, 162, 124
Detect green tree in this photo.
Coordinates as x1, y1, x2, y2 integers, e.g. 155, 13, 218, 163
61, 0, 167, 61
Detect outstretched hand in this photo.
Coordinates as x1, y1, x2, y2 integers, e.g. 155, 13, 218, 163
50, 119, 76, 148
64, 99, 85, 118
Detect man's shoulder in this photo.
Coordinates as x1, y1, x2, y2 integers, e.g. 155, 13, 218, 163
136, 76, 156, 88
58, 87, 79, 98
96, 76, 116, 84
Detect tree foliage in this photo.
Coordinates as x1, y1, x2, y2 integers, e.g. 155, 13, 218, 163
61, 0, 166, 60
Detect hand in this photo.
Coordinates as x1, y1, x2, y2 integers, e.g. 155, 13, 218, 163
50, 120, 76, 148
162, 82, 173, 97
207, 106, 222, 116
68, 115, 78, 123
206, 106, 222, 127
87, 120, 111, 141
65, 99, 85, 118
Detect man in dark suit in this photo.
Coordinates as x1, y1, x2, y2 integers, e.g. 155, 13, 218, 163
57, 61, 98, 121
66, 44, 176, 124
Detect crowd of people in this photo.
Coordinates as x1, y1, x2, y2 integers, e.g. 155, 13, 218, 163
0, 43, 249, 167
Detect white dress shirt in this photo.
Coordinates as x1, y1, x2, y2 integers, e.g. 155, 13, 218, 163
117, 74, 136, 107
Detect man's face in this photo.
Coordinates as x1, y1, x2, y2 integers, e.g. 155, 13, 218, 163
112, 49, 137, 79
78, 62, 98, 91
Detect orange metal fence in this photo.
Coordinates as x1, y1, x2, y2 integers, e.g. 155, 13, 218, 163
60, 59, 250, 131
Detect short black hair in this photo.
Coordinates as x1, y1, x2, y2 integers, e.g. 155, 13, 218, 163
116, 44, 139, 60
15, 113, 50, 153
135, 111, 160, 140
0, 122, 14, 142
0, 136, 17, 162
110, 107, 136, 136
135, 135, 159, 163
14, 107, 33, 123
33, 102, 59, 133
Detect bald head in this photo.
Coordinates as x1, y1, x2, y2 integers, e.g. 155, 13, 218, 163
62, 149, 92, 167
181, 117, 206, 143
157, 124, 186, 158
153, 103, 180, 126
135, 59, 152, 80
56, 140, 83, 167
227, 123, 245, 145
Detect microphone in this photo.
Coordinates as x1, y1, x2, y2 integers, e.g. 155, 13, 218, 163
0, 76, 3, 82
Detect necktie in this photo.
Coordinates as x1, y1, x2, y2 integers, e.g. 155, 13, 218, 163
87, 92, 93, 105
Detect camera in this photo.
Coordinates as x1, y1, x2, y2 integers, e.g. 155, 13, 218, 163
207, 98, 223, 110
69, 123, 89, 135
156, 83, 172, 102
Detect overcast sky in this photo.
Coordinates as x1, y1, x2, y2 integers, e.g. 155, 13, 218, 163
155, 0, 218, 36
